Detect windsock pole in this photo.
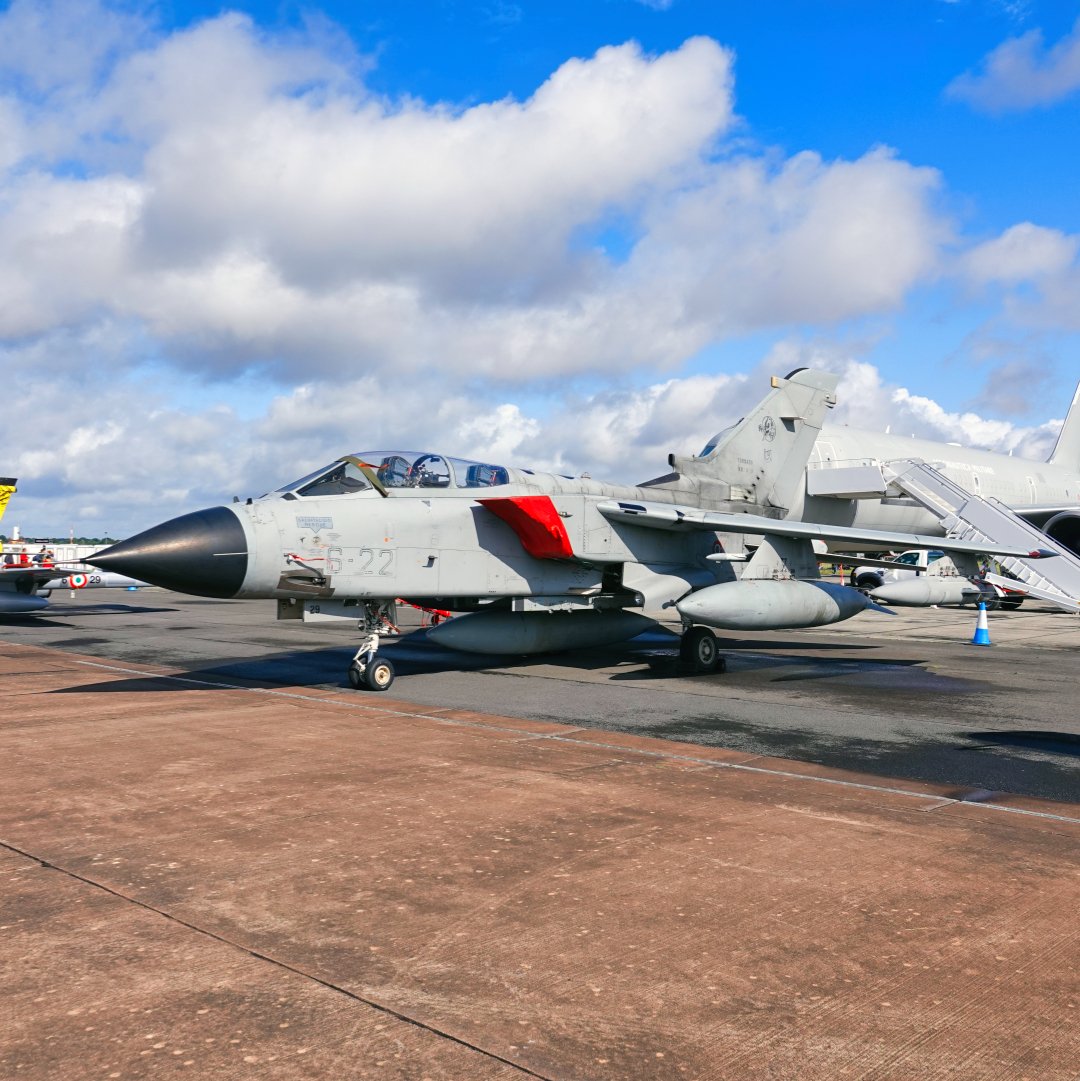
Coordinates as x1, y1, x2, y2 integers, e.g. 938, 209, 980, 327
971, 602, 992, 647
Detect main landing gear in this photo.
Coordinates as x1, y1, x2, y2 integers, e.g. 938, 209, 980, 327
347, 602, 398, 692
679, 624, 726, 675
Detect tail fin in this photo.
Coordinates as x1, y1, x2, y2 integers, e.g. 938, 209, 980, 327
0, 477, 16, 526
0, 478, 16, 551
1048, 381, 1080, 470
674, 369, 838, 512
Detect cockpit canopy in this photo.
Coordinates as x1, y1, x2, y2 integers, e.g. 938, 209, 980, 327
277, 452, 511, 497
699, 422, 739, 458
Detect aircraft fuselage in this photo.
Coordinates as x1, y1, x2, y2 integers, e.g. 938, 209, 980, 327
797, 428, 1080, 541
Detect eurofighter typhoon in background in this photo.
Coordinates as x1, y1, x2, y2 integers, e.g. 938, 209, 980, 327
89, 368, 1067, 691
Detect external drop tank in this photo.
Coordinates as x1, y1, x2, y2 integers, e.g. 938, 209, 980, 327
676, 579, 881, 631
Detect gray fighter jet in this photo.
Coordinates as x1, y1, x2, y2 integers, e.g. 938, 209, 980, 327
88, 370, 1055, 690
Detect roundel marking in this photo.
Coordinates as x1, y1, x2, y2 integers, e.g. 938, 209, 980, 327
68, 573, 88, 589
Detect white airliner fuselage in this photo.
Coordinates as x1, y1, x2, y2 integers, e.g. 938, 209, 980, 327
797, 424, 1080, 548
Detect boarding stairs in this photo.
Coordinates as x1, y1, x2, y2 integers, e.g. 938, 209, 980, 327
881, 459, 1080, 613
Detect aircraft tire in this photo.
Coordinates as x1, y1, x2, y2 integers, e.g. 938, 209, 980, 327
998, 596, 1024, 611
347, 661, 365, 690
680, 626, 721, 674
363, 657, 396, 692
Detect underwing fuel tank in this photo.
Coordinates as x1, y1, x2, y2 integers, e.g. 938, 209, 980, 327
426, 609, 656, 655
0, 593, 50, 614
870, 578, 982, 607
676, 580, 880, 630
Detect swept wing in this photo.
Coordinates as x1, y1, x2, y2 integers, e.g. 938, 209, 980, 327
596, 499, 1054, 561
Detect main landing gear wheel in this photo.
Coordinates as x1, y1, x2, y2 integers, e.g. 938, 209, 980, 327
680, 625, 725, 675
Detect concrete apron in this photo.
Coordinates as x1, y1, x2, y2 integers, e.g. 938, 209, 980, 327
2, 641, 1078, 1081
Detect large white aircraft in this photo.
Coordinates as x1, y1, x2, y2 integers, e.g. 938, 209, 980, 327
88, 369, 1072, 691
802, 384, 1080, 549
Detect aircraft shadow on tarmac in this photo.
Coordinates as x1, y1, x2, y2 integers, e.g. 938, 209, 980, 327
48, 626, 938, 698
609, 646, 934, 685
712, 636, 877, 652
964, 730, 1080, 758
0, 604, 179, 626
45, 629, 583, 695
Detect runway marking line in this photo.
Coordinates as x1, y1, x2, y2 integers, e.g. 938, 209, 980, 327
56, 655, 1080, 829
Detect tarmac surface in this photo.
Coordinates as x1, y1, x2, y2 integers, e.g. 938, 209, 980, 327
3, 593, 1080, 1079
3, 590, 1080, 801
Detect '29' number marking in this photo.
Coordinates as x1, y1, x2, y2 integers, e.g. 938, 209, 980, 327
328, 546, 394, 576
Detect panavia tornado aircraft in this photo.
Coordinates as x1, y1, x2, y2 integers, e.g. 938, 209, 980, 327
88, 369, 1060, 691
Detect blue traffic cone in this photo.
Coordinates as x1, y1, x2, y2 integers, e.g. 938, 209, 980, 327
971, 602, 991, 647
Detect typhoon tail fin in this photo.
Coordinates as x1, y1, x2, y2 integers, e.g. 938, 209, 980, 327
0, 477, 16, 525
1048, 381, 1080, 471
674, 369, 838, 513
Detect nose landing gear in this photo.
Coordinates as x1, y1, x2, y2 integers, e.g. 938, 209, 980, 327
347, 602, 399, 692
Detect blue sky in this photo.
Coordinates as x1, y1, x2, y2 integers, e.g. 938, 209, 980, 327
2, 0, 1079, 535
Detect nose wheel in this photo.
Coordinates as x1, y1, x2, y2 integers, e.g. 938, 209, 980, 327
348, 654, 396, 691
679, 625, 726, 675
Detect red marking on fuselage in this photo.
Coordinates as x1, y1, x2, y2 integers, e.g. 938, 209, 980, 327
477, 495, 574, 560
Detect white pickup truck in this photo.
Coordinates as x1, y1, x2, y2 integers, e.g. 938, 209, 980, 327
849, 549, 945, 591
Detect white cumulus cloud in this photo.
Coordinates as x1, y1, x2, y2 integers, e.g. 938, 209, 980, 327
963, 223, 1079, 285
947, 17, 1080, 112
0, 6, 956, 386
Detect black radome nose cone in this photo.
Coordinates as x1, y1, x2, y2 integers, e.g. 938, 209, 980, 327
89, 506, 248, 598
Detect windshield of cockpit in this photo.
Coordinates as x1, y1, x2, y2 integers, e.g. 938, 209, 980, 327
276, 452, 511, 496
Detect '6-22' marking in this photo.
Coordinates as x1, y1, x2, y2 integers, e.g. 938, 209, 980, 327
327, 546, 394, 576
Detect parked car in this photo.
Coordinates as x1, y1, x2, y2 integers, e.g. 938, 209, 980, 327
849, 549, 945, 591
